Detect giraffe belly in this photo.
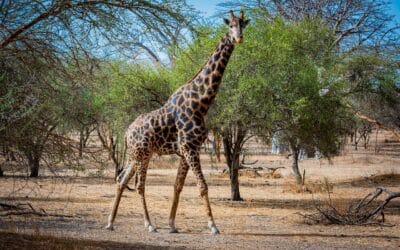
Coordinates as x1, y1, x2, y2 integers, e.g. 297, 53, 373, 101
154, 141, 179, 155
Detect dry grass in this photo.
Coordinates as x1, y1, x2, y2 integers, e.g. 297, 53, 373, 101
283, 177, 334, 194
344, 172, 400, 188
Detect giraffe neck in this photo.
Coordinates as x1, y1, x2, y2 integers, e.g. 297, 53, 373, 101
190, 34, 234, 115
167, 34, 234, 116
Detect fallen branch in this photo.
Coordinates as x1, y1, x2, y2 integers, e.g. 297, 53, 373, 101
0, 201, 75, 218
239, 166, 285, 171
241, 166, 285, 176
0, 202, 19, 210
241, 160, 259, 166
0, 210, 75, 218
300, 187, 400, 226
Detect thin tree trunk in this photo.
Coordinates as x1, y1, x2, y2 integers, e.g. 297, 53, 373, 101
96, 124, 121, 179
82, 126, 93, 148
213, 130, 222, 162
290, 144, 302, 184
79, 129, 84, 157
29, 156, 40, 177
222, 125, 245, 201
375, 127, 379, 153
230, 154, 242, 201
354, 129, 358, 150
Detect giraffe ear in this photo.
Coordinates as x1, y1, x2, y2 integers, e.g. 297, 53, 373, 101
243, 19, 251, 28
223, 18, 230, 26
229, 10, 234, 20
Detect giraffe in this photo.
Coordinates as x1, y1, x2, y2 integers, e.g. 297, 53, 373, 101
106, 10, 250, 234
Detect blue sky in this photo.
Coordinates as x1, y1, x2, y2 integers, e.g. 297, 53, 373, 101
389, 0, 400, 23
187, 0, 220, 17
187, 0, 400, 24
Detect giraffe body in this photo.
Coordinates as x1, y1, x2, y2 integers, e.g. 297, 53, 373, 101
106, 10, 250, 234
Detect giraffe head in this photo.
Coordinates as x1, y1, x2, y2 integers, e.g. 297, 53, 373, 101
223, 10, 250, 44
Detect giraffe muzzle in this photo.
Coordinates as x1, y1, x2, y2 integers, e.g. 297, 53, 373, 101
236, 37, 243, 43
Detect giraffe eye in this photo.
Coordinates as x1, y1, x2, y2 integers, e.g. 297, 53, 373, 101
229, 25, 233, 28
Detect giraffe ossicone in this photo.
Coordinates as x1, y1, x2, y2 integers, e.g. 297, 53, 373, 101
106, 10, 250, 234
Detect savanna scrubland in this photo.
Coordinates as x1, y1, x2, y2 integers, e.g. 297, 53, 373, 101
1, 1, 399, 249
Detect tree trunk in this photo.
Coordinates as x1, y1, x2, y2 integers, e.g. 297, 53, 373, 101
354, 129, 359, 150
79, 129, 84, 157
222, 124, 247, 201
230, 154, 242, 201
29, 156, 40, 177
109, 135, 121, 179
290, 144, 302, 184
80, 126, 94, 157
213, 130, 222, 162
96, 124, 121, 179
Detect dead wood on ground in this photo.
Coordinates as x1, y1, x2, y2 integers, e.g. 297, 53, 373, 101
0, 201, 76, 218
299, 187, 400, 226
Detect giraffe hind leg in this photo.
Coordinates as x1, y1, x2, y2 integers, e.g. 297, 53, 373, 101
183, 148, 220, 234
106, 163, 136, 230
136, 158, 157, 233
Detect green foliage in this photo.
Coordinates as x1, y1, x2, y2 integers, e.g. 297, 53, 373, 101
344, 53, 399, 106
172, 17, 353, 157
171, 26, 222, 89
92, 61, 173, 135
244, 17, 351, 156
340, 52, 399, 130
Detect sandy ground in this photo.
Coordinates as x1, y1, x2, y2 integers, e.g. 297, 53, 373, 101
0, 150, 399, 249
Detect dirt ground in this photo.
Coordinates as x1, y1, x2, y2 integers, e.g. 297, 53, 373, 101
1, 139, 400, 249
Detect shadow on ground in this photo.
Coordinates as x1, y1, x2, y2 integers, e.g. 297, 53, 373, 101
0, 231, 185, 250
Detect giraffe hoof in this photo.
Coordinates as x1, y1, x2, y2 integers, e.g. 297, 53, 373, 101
148, 225, 157, 233
169, 228, 179, 233
211, 227, 220, 235
105, 224, 114, 231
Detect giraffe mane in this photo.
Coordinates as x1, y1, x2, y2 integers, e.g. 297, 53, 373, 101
184, 34, 229, 85
184, 52, 213, 85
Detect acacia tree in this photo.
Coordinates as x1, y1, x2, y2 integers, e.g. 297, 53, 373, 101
218, 1, 399, 181
91, 62, 173, 177
0, 0, 195, 177
205, 18, 351, 190
223, 0, 399, 51
261, 0, 400, 137
242, 18, 353, 184
341, 53, 400, 141
224, 0, 400, 135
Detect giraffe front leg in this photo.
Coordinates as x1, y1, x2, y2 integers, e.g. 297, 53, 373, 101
136, 162, 157, 233
184, 150, 220, 234
169, 158, 190, 233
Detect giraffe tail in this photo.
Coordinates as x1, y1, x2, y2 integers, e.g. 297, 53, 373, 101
116, 134, 135, 192
120, 134, 128, 175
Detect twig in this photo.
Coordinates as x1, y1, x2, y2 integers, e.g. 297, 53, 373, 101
0, 202, 19, 209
